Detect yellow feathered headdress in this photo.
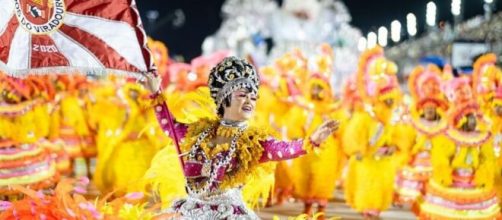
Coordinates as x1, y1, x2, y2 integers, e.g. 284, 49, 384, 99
306, 44, 335, 100
472, 53, 502, 103
442, 77, 483, 128
356, 46, 400, 103
407, 64, 449, 114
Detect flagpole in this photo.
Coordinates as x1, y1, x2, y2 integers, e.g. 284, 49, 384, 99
145, 72, 186, 175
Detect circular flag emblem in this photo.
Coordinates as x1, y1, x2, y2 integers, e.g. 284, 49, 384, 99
14, 0, 66, 34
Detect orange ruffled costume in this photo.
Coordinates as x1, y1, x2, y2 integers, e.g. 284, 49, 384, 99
0, 75, 58, 201
419, 77, 501, 220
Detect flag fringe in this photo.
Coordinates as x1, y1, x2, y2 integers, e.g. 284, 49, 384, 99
0, 62, 147, 81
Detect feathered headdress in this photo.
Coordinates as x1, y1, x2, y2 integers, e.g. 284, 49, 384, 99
0, 75, 32, 103
472, 53, 501, 102
356, 46, 400, 103
408, 64, 449, 113
342, 74, 362, 110
442, 76, 473, 105
442, 77, 482, 128
306, 44, 335, 100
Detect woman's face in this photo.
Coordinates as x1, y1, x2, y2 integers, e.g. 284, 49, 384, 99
495, 104, 502, 117
223, 89, 257, 121
462, 113, 477, 132
423, 104, 438, 121
383, 98, 394, 108
310, 84, 325, 101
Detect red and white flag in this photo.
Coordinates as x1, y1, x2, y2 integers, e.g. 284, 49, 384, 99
0, 0, 155, 78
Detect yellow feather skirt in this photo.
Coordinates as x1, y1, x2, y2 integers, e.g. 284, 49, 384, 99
344, 155, 399, 212
99, 138, 159, 195
291, 137, 344, 202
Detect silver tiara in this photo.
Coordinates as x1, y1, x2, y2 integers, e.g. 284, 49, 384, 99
215, 77, 258, 108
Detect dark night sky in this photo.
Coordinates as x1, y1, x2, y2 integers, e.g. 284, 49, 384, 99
136, 0, 501, 60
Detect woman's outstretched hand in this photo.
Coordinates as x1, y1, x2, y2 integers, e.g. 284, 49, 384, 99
310, 120, 340, 146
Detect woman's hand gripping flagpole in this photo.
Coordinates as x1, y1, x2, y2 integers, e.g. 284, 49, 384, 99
143, 72, 186, 175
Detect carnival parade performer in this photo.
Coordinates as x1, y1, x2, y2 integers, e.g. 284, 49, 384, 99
472, 53, 502, 211
93, 82, 168, 195
394, 64, 449, 208
145, 56, 339, 219
0, 75, 58, 202
50, 76, 91, 175
342, 47, 406, 218
419, 77, 501, 219
286, 45, 348, 218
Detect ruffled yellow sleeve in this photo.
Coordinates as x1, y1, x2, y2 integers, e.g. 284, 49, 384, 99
392, 123, 416, 156
474, 139, 496, 188
342, 111, 370, 156
431, 135, 455, 186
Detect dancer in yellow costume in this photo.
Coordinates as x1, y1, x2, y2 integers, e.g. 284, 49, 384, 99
394, 64, 449, 208
255, 65, 291, 206
420, 77, 501, 219
73, 76, 99, 179
89, 79, 128, 192
0, 75, 58, 201
472, 53, 502, 209
287, 46, 348, 218
342, 47, 403, 218
94, 82, 167, 195
50, 76, 91, 174
261, 51, 310, 206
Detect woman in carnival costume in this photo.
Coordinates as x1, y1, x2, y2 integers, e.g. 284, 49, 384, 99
472, 53, 502, 210
0, 75, 58, 202
146, 56, 339, 219
342, 46, 405, 218
419, 77, 501, 219
394, 64, 450, 208
286, 46, 348, 218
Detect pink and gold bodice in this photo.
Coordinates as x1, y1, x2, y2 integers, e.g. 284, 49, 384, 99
152, 97, 310, 191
